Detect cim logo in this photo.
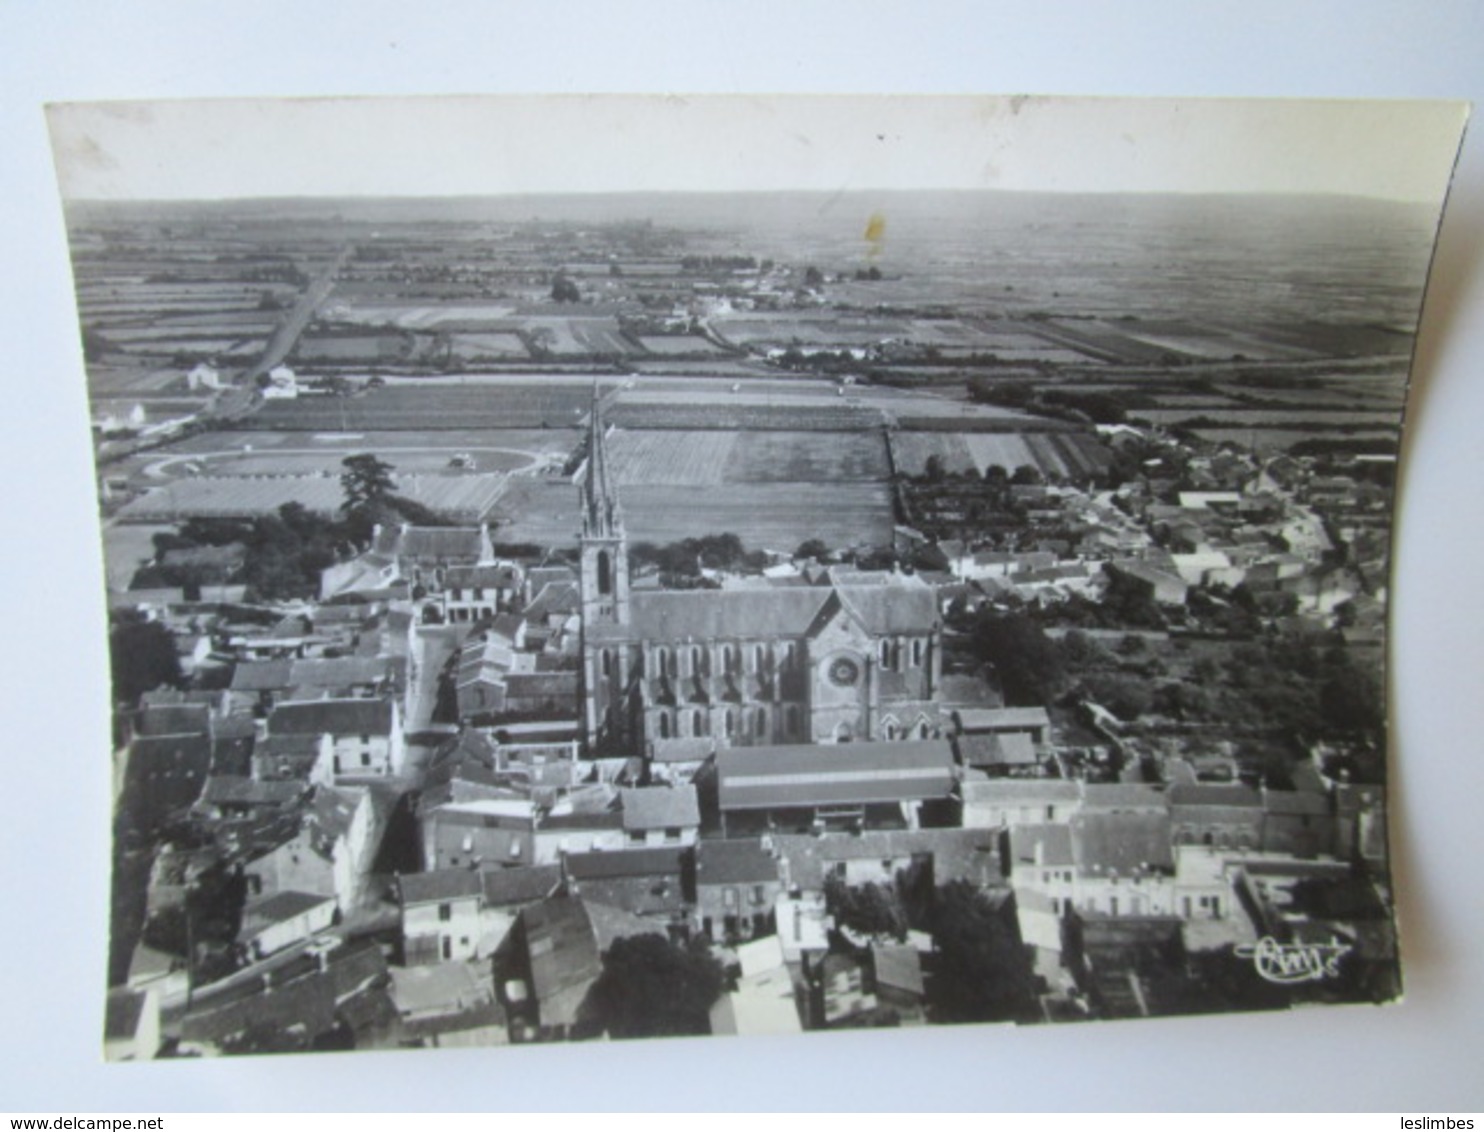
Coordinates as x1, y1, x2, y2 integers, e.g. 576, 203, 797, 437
1235, 936, 1353, 984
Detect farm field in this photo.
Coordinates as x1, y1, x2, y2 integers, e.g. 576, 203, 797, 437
451, 332, 529, 358
635, 335, 729, 356
116, 471, 510, 524
605, 430, 737, 486
722, 429, 890, 482
1129, 408, 1399, 428
242, 382, 597, 430
321, 299, 521, 328
890, 430, 1109, 479
1190, 427, 1400, 453
621, 482, 895, 552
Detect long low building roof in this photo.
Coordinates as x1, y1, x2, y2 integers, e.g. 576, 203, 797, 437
717, 740, 956, 811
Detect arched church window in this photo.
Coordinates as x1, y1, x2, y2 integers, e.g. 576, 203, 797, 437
879, 640, 891, 668
658, 712, 671, 739
596, 551, 612, 596
755, 707, 767, 738
912, 639, 924, 667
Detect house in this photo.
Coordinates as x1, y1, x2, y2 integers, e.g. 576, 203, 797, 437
1169, 782, 1264, 850
952, 705, 1052, 746
708, 934, 803, 1036
399, 863, 565, 966
619, 785, 701, 847
237, 890, 338, 960
399, 868, 486, 965
433, 561, 525, 624
178, 940, 396, 1054
960, 779, 1082, 830
420, 799, 539, 872
512, 895, 654, 1041
389, 961, 503, 1046
1262, 788, 1336, 858
869, 943, 927, 1026
694, 839, 783, 943
1104, 560, 1189, 607
121, 732, 214, 833
564, 846, 691, 923
715, 739, 957, 837
104, 987, 161, 1062
243, 785, 374, 914
268, 697, 404, 779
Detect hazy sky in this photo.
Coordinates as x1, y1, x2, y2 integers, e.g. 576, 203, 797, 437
48, 94, 1467, 204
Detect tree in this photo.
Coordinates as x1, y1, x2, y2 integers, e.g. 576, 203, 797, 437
550, 274, 581, 303
110, 616, 183, 705
340, 454, 396, 512
923, 454, 947, 483
970, 612, 1065, 706
824, 875, 908, 941
928, 882, 1037, 1024
1010, 464, 1043, 487
795, 538, 830, 561
587, 934, 724, 1039
803, 265, 824, 288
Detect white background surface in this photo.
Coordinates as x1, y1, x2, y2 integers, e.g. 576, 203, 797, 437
1, 1, 1480, 1112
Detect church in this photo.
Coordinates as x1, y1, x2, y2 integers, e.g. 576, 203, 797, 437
576, 395, 945, 759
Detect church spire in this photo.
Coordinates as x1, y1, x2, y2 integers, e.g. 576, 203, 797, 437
583, 381, 622, 538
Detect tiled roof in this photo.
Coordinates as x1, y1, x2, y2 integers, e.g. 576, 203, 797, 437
135, 703, 212, 737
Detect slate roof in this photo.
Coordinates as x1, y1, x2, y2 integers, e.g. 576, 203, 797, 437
1263, 789, 1331, 817
1008, 823, 1076, 870
269, 697, 394, 737
565, 846, 688, 881
1169, 783, 1263, 809
1081, 783, 1168, 812
135, 703, 212, 737
240, 890, 335, 933
773, 828, 1003, 890
398, 868, 485, 906
620, 785, 701, 832
960, 778, 1081, 805
694, 839, 780, 887
953, 706, 1052, 733
958, 732, 1037, 768
202, 776, 308, 809
482, 864, 564, 907
288, 656, 394, 689
604, 578, 938, 645
717, 740, 956, 811
445, 563, 522, 589
521, 896, 602, 1027
1072, 811, 1174, 875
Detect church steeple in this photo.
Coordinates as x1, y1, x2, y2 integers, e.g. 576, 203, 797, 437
578, 382, 630, 627
582, 382, 623, 540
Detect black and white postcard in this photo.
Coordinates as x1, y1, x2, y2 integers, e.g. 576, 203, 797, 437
47, 94, 1466, 1059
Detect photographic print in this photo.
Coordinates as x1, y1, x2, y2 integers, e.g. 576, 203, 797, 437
48, 95, 1465, 1059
